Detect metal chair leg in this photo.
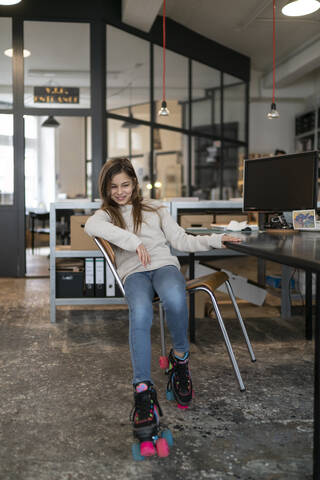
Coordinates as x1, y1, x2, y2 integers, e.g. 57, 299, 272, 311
193, 286, 245, 391
159, 303, 166, 358
158, 303, 169, 370
225, 280, 256, 362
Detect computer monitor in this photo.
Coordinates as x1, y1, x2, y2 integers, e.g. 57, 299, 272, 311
243, 151, 318, 213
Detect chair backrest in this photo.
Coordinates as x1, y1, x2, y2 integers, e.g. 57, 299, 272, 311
93, 237, 126, 296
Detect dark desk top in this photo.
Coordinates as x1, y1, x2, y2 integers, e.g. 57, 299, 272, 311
224, 230, 320, 273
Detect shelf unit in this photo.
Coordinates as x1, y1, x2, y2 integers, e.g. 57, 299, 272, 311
50, 201, 126, 323
295, 108, 320, 153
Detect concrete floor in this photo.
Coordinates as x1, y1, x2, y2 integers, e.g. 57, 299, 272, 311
0, 270, 313, 480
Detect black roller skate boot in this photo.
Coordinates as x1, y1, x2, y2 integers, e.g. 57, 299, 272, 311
131, 381, 165, 458
166, 349, 193, 409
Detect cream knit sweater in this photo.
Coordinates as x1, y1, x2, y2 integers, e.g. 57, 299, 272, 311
85, 200, 224, 282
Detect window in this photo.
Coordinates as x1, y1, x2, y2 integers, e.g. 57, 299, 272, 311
154, 46, 188, 128
192, 61, 221, 136
107, 26, 150, 122
24, 21, 90, 109
223, 74, 246, 142
0, 114, 13, 205
0, 18, 12, 109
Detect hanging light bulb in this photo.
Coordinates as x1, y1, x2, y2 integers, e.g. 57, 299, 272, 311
158, 0, 170, 117
282, 0, 320, 16
267, 0, 280, 119
267, 102, 280, 119
158, 100, 170, 116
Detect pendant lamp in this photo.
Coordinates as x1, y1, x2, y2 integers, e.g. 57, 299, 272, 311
267, 0, 280, 119
121, 107, 139, 129
41, 115, 60, 128
282, 0, 320, 16
158, 0, 169, 116
0, 0, 22, 4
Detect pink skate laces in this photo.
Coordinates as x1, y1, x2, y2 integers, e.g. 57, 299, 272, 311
135, 382, 148, 393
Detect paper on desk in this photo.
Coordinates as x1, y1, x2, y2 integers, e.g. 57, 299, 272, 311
227, 220, 248, 231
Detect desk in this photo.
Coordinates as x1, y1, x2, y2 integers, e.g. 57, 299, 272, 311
224, 230, 320, 480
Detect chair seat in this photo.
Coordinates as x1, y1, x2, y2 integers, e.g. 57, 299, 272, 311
186, 271, 228, 292
152, 271, 228, 304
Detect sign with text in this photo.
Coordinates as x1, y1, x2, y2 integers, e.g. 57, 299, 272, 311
34, 87, 80, 104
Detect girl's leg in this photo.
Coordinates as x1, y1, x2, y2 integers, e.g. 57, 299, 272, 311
124, 272, 155, 385
152, 265, 189, 354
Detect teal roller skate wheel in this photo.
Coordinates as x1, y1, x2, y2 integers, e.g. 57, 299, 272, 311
161, 429, 174, 447
132, 443, 144, 461
166, 389, 175, 401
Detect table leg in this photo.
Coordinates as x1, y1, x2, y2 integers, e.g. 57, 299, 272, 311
257, 258, 266, 286
189, 253, 195, 343
314, 273, 320, 479
306, 271, 313, 340
281, 265, 293, 319
31, 215, 35, 255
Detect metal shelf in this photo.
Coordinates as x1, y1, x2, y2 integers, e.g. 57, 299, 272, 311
56, 297, 126, 306
55, 249, 102, 258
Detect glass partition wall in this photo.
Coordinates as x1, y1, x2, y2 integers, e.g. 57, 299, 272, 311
106, 25, 248, 200
0, 19, 249, 208
0, 11, 249, 277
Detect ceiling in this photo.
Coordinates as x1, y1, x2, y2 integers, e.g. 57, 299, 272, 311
123, 0, 320, 84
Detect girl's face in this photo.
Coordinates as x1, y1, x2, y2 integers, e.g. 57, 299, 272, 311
110, 171, 135, 206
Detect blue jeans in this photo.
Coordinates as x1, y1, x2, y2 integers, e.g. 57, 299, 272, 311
124, 265, 189, 385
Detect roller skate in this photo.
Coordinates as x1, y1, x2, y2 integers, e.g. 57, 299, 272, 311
166, 349, 193, 409
131, 381, 173, 461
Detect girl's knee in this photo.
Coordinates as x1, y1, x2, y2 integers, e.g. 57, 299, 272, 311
129, 306, 153, 330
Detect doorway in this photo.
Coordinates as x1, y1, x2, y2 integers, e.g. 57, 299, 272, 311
25, 115, 91, 277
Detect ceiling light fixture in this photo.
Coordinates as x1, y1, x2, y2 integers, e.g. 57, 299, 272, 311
4, 48, 31, 58
0, 0, 22, 4
282, 0, 320, 16
121, 107, 140, 129
41, 115, 60, 128
158, 0, 169, 116
267, 0, 280, 119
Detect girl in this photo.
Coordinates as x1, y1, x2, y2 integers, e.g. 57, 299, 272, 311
85, 158, 241, 444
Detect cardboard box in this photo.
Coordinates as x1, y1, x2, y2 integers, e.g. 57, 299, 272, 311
180, 214, 213, 229
70, 215, 99, 250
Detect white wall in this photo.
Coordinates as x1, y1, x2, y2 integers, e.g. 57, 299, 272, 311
249, 100, 304, 155
55, 117, 86, 198
248, 69, 319, 155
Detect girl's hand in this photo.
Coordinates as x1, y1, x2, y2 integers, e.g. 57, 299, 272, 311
221, 234, 242, 248
136, 243, 151, 267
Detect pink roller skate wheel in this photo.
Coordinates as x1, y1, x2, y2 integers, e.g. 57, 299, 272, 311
140, 441, 156, 457
159, 356, 169, 369
177, 404, 188, 410
156, 438, 169, 457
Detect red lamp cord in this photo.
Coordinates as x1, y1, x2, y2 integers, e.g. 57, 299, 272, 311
162, 0, 166, 102
272, 0, 276, 104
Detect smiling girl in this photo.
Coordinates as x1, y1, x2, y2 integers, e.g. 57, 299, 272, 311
85, 157, 241, 449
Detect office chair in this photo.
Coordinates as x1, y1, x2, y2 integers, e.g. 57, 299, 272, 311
94, 236, 256, 391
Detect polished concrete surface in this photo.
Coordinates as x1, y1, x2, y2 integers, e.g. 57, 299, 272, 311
0, 272, 313, 480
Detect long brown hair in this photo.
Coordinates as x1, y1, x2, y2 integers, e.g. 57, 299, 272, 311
98, 158, 160, 233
